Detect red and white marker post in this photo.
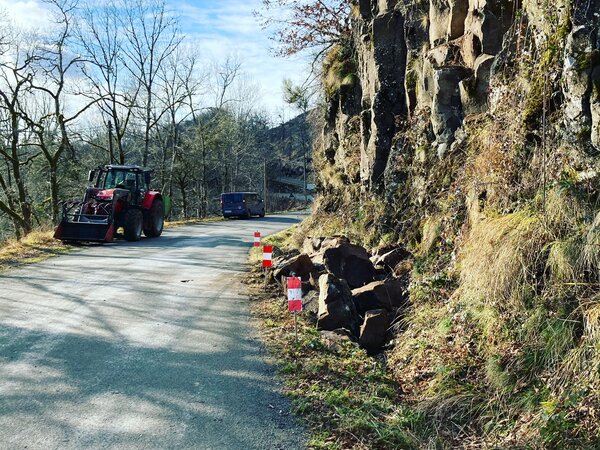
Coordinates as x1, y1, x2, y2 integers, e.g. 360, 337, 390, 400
263, 246, 273, 269
287, 276, 303, 342
253, 231, 261, 247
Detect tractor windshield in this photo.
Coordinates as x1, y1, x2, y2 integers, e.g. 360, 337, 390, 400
100, 170, 137, 190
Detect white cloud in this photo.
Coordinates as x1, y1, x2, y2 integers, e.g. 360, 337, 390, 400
0, 0, 51, 31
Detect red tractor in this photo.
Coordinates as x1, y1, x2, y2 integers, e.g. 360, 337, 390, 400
54, 165, 171, 243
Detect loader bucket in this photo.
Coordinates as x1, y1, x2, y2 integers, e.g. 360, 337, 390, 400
54, 221, 115, 243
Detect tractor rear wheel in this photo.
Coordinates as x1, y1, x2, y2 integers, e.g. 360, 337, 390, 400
143, 199, 164, 238
124, 209, 143, 242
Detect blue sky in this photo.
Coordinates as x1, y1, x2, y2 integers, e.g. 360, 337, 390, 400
174, 0, 309, 116
1, 0, 310, 118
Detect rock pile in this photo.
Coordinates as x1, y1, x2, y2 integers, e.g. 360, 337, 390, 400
269, 237, 412, 354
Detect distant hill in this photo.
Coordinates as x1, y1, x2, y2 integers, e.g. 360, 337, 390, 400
264, 110, 316, 184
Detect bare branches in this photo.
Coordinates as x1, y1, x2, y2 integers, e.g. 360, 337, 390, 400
77, 0, 131, 162
255, 0, 353, 56
213, 57, 242, 109
120, 0, 182, 165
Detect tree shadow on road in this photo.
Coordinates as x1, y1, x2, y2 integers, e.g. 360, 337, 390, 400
0, 319, 305, 449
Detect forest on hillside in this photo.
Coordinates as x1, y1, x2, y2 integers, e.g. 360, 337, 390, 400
0, 0, 314, 243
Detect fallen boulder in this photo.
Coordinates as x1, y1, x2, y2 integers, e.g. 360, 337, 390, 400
302, 280, 313, 296
278, 248, 300, 260
371, 246, 412, 273
320, 329, 357, 354
359, 309, 389, 353
272, 253, 315, 282
352, 280, 407, 316
271, 246, 284, 259
302, 290, 320, 316
302, 236, 322, 255
317, 274, 359, 334
320, 242, 376, 289
302, 236, 348, 255
342, 254, 377, 289
307, 236, 352, 263
309, 269, 323, 290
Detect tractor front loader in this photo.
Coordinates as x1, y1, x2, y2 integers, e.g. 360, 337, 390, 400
55, 165, 172, 243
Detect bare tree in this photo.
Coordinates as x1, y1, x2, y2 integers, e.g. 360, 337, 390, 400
211, 56, 242, 109
185, 57, 242, 216
120, 0, 182, 166
156, 49, 204, 196
228, 76, 262, 191
0, 29, 38, 237
28, 0, 105, 222
77, 0, 139, 164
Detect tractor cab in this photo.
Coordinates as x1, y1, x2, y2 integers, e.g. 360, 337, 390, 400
91, 166, 151, 190
88, 166, 151, 206
55, 165, 171, 243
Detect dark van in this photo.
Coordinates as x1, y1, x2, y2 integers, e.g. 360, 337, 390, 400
221, 192, 265, 219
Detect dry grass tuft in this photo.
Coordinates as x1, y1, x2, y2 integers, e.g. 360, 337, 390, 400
322, 44, 357, 98
543, 187, 588, 234
459, 210, 549, 312
464, 108, 526, 214
546, 238, 582, 285
581, 211, 600, 272
0, 231, 71, 271
420, 215, 443, 255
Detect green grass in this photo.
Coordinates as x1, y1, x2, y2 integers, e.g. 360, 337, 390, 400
264, 224, 300, 250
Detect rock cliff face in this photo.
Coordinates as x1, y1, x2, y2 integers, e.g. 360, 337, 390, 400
319, 0, 600, 213
312, 1, 600, 446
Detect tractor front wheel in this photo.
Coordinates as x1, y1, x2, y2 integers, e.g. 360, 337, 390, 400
124, 209, 143, 242
143, 199, 164, 238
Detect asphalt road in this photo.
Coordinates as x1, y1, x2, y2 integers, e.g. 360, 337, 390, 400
0, 213, 306, 450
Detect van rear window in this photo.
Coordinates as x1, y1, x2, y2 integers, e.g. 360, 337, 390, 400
222, 193, 243, 203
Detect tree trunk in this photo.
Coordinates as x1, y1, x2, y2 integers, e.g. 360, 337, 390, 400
9, 111, 32, 235
201, 135, 207, 218
168, 115, 177, 197
178, 180, 188, 219
0, 173, 24, 240
114, 113, 126, 164
143, 87, 152, 166
50, 159, 60, 224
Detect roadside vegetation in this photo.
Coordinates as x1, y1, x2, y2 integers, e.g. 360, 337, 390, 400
247, 231, 427, 449
0, 231, 70, 272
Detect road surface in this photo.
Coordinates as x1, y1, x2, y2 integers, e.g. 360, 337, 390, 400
0, 213, 306, 450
